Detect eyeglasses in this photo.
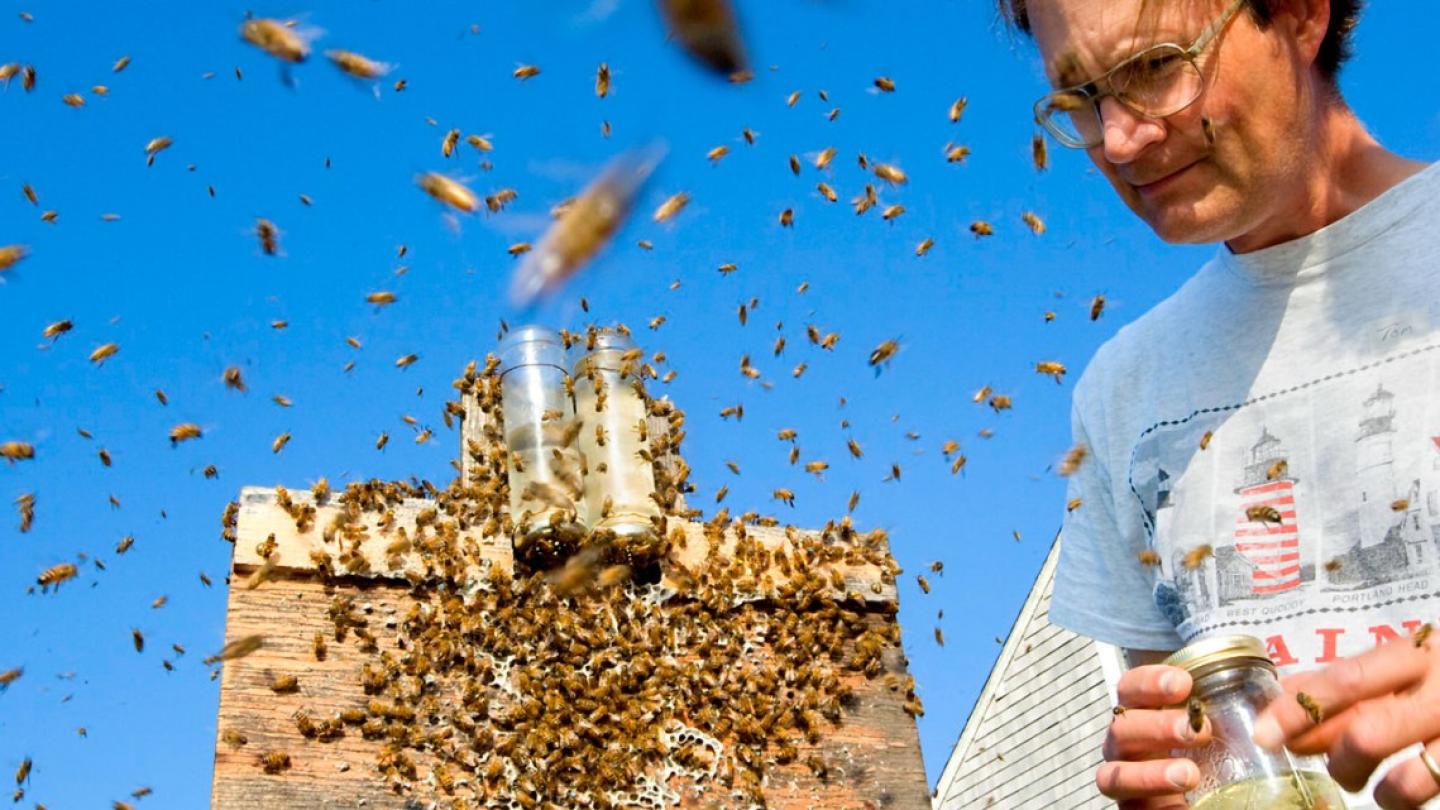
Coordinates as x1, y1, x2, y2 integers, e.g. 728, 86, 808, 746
1034, 0, 1245, 149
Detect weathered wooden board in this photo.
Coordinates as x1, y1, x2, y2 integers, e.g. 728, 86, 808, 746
211, 577, 929, 810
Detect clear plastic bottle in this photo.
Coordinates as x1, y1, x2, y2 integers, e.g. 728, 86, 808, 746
572, 328, 659, 544
1165, 635, 1346, 809
498, 326, 586, 555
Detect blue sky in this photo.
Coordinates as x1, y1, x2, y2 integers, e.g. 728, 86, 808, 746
0, 1, 1435, 805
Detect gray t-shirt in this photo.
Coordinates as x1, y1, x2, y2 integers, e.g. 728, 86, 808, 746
1052, 161, 1440, 672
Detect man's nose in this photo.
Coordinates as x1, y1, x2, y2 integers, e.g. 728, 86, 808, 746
1096, 96, 1167, 165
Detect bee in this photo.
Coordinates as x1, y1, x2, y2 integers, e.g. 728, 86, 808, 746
21, 65, 35, 92
271, 432, 291, 454
254, 218, 279, 255
950, 454, 968, 474
707, 144, 729, 163
1186, 697, 1205, 733
16, 757, 31, 784
1090, 294, 1106, 321
0, 442, 35, 463
786, 90, 801, 106
970, 220, 994, 237
873, 163, 908, 185
1032, 133, 1049, 171
113, 55, 131, 73
1021, 211, 1046, 235
1057, 444, 1088, 476
873, 76, 896, 92
1324, 558, 1343, 573
1138, 549, 1162, 567
203, 634, 264, 665
513, 64, 541, 80
325, 49, 390, 79
221, 729, 248, 748
1182, 544, 1214, 570
773, 488, 795, 507
805, 460, 829, 476
240, 19, 311, 62
869, 339, 900, 368
594, 61, 611, 97
949, 96, 967, 123
788, 154, 801, 175
946, 143, 972, 163
914, 237, 935, 257
222, 366, 246, 392
270, 674, 299, 693
1414, 622, 1433, 648
1296, 692, 1323, 725
416, 172, 479, 213
1201, 114, 1216, 146
988, 394, 1013, 411
725, 459, 741, 474
1392, 498, 1411, 512
1246, 505, 1283, 525
653, 192, 689, 223
89, 342, 120, 364
812, 146, 838, 171
116, 535, 134, 554
62, 93, 85, 107
1199, 430, 1214, 450
973, 385, 993, 404
15, 493, 34, 533
1036, 360, 1067, 383
917, 575, 931, 594
131, 628, 144, 653
441, 128, 460, 158
259, 751, 292, 774
852, 183, 878, 215
778, 208, 794, 227
467, 134, 495, 153
1067, 497, 1083, 512
38, 563, 78, 591
813, 181, 839, 203
395, 353, 419, 369
0, 668, 20, 689
881, 204, 906, 221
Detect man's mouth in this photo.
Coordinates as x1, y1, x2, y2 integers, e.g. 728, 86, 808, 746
1132, 160, 1201, 195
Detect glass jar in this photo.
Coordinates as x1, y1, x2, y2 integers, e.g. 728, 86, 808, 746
1165, 635, 1347, 809
498, 326, 586, 554
572, 328, 660, 544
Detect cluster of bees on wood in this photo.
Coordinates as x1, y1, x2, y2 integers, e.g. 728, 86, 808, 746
202, 326, 922, 807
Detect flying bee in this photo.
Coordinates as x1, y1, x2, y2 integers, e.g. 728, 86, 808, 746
972, 385, 992, 404
1032, 133, 1049, 171
223, 366, 246, 392
914, 237, 935, 257
513, 64, 541, 80
869, 338, 900, 368
707, 144, 729, 163
653, 191, 690, 223
38, 563, 78, 592
788, 154, 801, 175
778, 208, 794, 227
1186, 697, 1205, 733
254, 218, 279, 255
467, 134, 494, 152
873, 163, 907, 185
375, 432, 389, 450
815, 181, 837, 202
16, 757, 30, 784
1057, 444, 1088, 476
970, 220, 994, 237
441, 128, 460, 158
113, 55, 131, 72
0, 442, 35, 463
0, 668, 20, 689
881, 204, 905, 221
1182, 544, 1214, 570
594, 61, 610, 97
15, 493, 34, 533
1090, 294, 1106, 321
395, 353, 418, 369
239, 18, 311, 63
773, 488, 795, 507
116, 535, 134, 554
951, 454, 968, 474
89, 342, 120, 364
1296, 692, 1323, 725
805, 460, 829, 476
131, 628, 144, 652
916, 575, 930, 594
874, 76, 895, 92
1138, 549, 1162, 567
946, 143, 972, 163
169, 423, 202, 445
326, 49, 390, 79
988, 394, 1012, 411
1021, 211, 1046, 235
1246, 505, 1283, 525
62, 93, 85, 107
203, 634, 264, 665
949, 96, 967, 122
1036, 360, 1067, 383
416, 172, 479, 213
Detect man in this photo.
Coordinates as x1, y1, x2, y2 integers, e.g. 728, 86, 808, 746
997, 0, 1436, 806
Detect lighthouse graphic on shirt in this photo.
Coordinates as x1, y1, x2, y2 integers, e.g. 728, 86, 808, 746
1131, 360, 1440, 647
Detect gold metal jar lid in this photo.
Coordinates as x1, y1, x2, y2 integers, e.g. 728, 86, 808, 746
1163, 634, 1271, 675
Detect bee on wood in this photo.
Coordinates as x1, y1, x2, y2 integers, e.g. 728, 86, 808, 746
1266, 459, 1288, 481
240, 19, 311, 62
269, 674, 299, 693
1186, 697, 1205, 733
259, 751, 292, 774
38, 563, 78, 592
312, 632, 326, 661
221, 729, 248, 748
1057, 443, 1088, 476
1090, 294, 1106, 321
970, 220, 994, 237
254, 218, 279, 255
949, 96, 967, 123
513, 64, 541, 80
416, 172, 478, 213
1296, 692, 1323, 725
653, 192, 690, 223
1182, 544, 1214, 570
89, 342, 120, 364
1138, 549, 1162, 567
1246, 505, 1283, 525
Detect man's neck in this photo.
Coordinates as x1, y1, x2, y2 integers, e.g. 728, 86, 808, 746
1226, 104, 1428, 255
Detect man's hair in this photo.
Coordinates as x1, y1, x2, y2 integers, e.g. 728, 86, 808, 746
996, 0, 1363, 83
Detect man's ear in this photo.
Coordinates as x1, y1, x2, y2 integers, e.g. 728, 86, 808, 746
1273, 0, 1332, 71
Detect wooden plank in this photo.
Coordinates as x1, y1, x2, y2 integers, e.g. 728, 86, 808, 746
211, 576, 928, 809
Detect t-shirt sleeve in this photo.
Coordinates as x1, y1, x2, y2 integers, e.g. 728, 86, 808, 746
1049, 396, 1185, 652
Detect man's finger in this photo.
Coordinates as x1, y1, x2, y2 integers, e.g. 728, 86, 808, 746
1373, 739, 1440, 810
1104, 708, 1211, 762
1326, 689, 1440, 792
1096, 758, 1199, 800
1117, 665, 1192, 708
1253, 641, 1431, 750
1284, 703, 1362, 755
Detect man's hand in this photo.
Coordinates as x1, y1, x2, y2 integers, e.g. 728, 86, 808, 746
1252, 632, 1440, 810
1098, 664, 1211, 809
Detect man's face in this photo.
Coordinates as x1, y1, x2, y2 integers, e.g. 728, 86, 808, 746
1029, 0, 1319, 245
